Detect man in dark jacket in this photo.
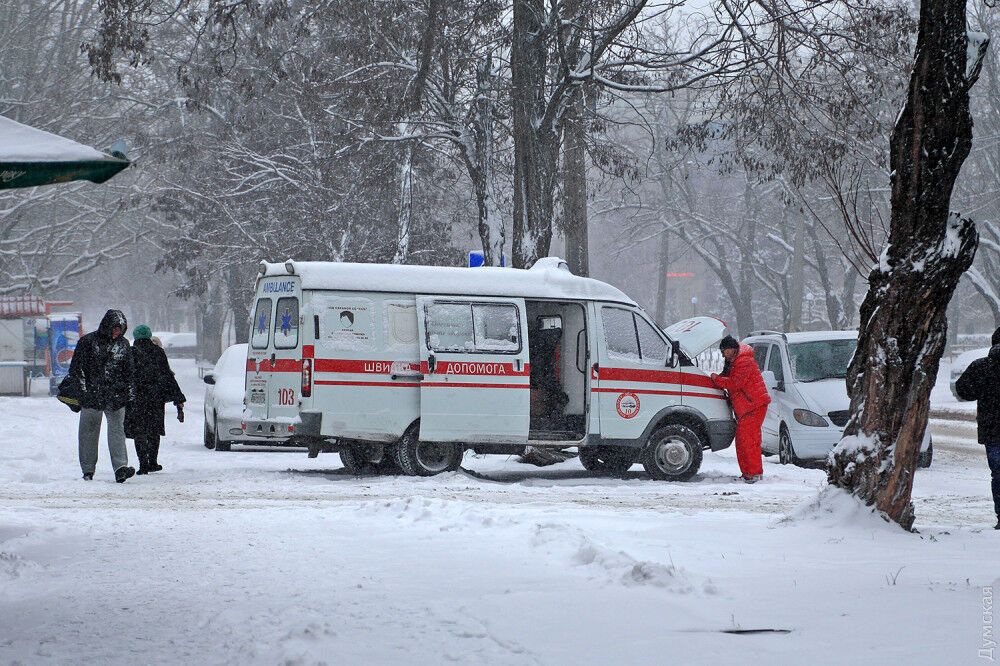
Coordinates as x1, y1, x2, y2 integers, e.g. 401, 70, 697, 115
125, 325, 186, 474
65, 309, 136, 482
955, 327, 1000, 530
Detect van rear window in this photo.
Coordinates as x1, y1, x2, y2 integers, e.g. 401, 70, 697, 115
274, 297, 299, 349
251, 299, 272, 349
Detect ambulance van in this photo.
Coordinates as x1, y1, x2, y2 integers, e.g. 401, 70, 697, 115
243, 258, 736, 480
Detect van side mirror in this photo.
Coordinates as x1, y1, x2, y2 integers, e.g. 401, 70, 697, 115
203, 373, 216, 385
762, 370, 782, 392
668, 340, 681, 368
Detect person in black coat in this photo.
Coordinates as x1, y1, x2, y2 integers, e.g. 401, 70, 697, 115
125, 325, 186, 474
955, 327, 1000, 530
63, 309, 136, 482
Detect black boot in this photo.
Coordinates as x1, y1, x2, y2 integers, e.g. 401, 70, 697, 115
115, 466, 135, 483
82, 472, 93, 481
149, 436, 162, 472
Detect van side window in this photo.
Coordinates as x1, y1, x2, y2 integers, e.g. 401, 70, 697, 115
251, 299, 272, 350
472, 304, 520, 352
752, 344, 768, 370
602, 307, 639, 361
425, 302, 522, 354
767, 345, 785, 383
426, 303, 475, 352
386, 302, 418, 347
273, 297, 299, 349
635, 315, 668, 365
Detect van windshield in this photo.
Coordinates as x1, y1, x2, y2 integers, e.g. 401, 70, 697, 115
788, 338, 857, 383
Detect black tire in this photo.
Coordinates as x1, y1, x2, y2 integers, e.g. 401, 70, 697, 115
778, 426, 797, 466
204, 419, 216, 450
641, 423, 704, 481
918, 441, 933, 469
214, 417, 231, 452
339, 446, 370, 475
394, 426, 463, 477
579, 447, 634, 475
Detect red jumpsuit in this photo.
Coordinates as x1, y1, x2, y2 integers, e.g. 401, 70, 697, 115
711, 344, 771, 477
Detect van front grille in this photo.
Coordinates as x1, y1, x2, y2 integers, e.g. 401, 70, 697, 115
828, 410, 850, 428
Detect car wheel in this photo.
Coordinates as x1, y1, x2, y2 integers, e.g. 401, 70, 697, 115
204, 419, 215, 450
579, 447, 635, 475
214, 416, 231, 452
778, 427, 796, 465
918, 441, 933, 469
394, 426, 462, 477
641, 423, 703, 482
339, 445, 372, 475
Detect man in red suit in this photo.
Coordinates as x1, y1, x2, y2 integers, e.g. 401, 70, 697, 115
710, 335, 771, 483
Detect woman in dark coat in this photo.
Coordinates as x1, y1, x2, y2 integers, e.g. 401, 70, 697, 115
125, 325, 186, 474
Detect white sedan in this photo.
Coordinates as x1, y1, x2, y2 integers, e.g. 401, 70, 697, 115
202, 343, 274, 451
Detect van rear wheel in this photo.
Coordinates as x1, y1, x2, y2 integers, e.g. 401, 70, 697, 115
641, 424, 703, 481
394, 427, 463, 476
579, 447, 634, 475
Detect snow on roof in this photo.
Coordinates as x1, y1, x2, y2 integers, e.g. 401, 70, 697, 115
260, 259, 637, 306
0, 115, 112, 163
745, 330, 858, 343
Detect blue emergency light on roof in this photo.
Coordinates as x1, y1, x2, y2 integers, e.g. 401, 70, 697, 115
468, 251, 507, 268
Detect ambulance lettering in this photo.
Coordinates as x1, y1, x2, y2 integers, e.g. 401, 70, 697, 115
441, 362, 509, 375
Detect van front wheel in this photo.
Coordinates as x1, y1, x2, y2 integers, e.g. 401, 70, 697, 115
641, 424, 703, 481
395, 428, 463, 476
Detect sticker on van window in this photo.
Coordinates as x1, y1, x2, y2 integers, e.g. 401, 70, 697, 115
616, 392, 640, 419
314, 296, 374, 350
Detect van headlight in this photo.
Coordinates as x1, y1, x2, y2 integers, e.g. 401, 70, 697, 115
793, 409, 828, 427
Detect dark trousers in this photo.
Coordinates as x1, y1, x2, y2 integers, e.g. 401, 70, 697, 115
987, 444, 1000, 518
134, 434, 161, 471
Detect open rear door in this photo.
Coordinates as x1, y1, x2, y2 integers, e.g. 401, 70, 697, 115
415, 296, 530, 444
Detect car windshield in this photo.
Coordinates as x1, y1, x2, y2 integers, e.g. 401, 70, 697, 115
788, 339, 857, 383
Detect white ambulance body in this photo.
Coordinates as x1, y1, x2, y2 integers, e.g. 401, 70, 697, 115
243, 258, 735, 480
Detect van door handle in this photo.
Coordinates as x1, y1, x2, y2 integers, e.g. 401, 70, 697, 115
428, 354, 436, 374
270, 353, 276, 368
392, 372, 424, 381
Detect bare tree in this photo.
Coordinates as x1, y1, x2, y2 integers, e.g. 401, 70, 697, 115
827, 7, 989, 529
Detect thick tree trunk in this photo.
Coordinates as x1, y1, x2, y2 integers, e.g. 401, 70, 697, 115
511, 0, 556, 269
392, 123, 414, 264
654, 230, 670, 326
562, 91, 589, 276
828, 5, 987, 530
466, 56, 505, 266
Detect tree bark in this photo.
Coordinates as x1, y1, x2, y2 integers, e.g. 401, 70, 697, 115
511, 0, 556, 268
828, 5, 987, 530
562, 91, 589, 276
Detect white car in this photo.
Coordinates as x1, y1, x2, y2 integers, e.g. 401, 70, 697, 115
153, 331, 198, 359
950, 346, 992, 399
742, 331, 932, 468
202, 343, 255, 451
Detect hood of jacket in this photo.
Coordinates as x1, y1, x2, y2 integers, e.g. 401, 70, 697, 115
990, 344, 1000, 364
97, 309, 128, 339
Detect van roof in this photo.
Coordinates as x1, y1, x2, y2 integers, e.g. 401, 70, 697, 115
259, 258, 637, 306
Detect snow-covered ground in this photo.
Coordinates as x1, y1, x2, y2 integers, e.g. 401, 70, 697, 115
1, 360, 997, 665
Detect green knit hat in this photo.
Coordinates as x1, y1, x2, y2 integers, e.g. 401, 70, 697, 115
133, 324, 152, 340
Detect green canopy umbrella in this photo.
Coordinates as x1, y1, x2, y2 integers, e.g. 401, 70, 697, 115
0, 115, 130, 190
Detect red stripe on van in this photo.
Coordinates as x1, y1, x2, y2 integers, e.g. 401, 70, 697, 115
303, 345, 314, 359
592, 386, 727, 401
421, 382, 530, 389
597, 367, 716, 389
419, 361, 530, 376
257, 359, 301, 373
314, 359, 420, 374
315, 380, 418, 388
